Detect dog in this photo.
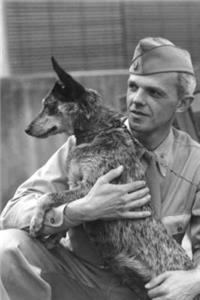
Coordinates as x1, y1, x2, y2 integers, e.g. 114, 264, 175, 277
25, 57, 196, 299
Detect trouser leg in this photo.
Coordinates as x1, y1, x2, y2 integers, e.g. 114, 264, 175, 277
0, 229, 53, 300
0, 229, 94, 300
0, 277, 9, 300
0, 229, 142, 300
0, 229, 100, 300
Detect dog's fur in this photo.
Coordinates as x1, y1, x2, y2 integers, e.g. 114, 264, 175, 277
25, 57, 195, 299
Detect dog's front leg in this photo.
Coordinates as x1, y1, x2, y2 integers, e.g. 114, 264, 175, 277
29, 184, 89, 237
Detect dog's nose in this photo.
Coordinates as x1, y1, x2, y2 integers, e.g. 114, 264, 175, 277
25, 127, 31, 135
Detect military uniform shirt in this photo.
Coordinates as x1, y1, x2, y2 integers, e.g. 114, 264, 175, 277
1, 127, 200, 265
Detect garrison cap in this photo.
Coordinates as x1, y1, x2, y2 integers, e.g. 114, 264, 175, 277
129, 37, 194, 76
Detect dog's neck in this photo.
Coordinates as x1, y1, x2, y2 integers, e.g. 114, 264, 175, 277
74, 107, 123, 145
74, 123, 120, 145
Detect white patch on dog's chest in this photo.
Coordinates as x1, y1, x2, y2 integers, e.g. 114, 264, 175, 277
68, 159, 83, 189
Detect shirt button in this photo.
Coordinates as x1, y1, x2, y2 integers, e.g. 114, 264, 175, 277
50, 217, 55, 224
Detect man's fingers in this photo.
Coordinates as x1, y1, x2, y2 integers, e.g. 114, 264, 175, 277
145, 273, 170, 299
147, 286, 165, 299
102, 210, 151, 220
125, 194, 151, 209
119, 210, 151, 219
118, 180, 147, 193
125, 187, 150, 202
99, 167, 146, 192
145, 272, 170, 289
99, 166, 124, 183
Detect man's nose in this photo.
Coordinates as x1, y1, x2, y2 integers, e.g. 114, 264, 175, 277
130, 88, 146, 106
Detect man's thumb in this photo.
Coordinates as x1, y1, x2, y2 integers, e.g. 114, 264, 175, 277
100, 166, 124, 183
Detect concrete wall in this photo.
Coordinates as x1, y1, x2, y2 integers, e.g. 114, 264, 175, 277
1, 71, 128, 210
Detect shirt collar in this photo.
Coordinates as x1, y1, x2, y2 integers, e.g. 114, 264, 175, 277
153, 129, 174, 177
124, 119, 174, 177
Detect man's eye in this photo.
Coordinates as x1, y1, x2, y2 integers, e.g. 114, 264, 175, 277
128, 82, 138, 91
148, 88, 161, 98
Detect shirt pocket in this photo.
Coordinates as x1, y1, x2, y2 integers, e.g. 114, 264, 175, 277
162, 214, 191, 244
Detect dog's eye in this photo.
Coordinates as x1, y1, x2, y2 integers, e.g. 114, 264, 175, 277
47, 103, 58, 115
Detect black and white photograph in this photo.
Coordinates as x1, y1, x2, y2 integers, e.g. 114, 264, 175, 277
1, 0, 200, 299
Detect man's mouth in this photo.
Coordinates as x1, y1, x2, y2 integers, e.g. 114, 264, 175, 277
131, 110, 149, 116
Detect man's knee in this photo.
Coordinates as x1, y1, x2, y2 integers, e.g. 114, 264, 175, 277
0, 228, 64, 274
0, 228, 30, 252
0, 229, 31, 273
0, 228, 54, 275
0, 228, 29, 246
0, 229, 53, 299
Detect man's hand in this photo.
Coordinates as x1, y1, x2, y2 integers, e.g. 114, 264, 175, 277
66, 165, 151, 222
145, 269, 200, 300
41, 165, 151, 235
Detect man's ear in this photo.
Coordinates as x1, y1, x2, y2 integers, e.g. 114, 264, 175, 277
176, 96, 194, 113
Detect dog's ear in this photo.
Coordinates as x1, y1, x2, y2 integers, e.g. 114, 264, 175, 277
51, 56, 86, 99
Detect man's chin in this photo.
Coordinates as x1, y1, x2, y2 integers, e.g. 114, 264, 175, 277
129, 122, 146, 134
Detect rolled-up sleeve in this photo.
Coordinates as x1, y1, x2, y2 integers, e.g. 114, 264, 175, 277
0, 136, 76, 230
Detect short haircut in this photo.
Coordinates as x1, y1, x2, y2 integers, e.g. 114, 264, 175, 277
176, 73, 196, 100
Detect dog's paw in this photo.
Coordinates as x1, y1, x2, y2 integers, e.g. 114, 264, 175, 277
29, 212, 45, 237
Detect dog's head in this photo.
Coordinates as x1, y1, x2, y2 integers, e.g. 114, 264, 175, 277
25, 57, 101, 138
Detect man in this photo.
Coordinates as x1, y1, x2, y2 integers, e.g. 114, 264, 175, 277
0, 37, 200, 300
